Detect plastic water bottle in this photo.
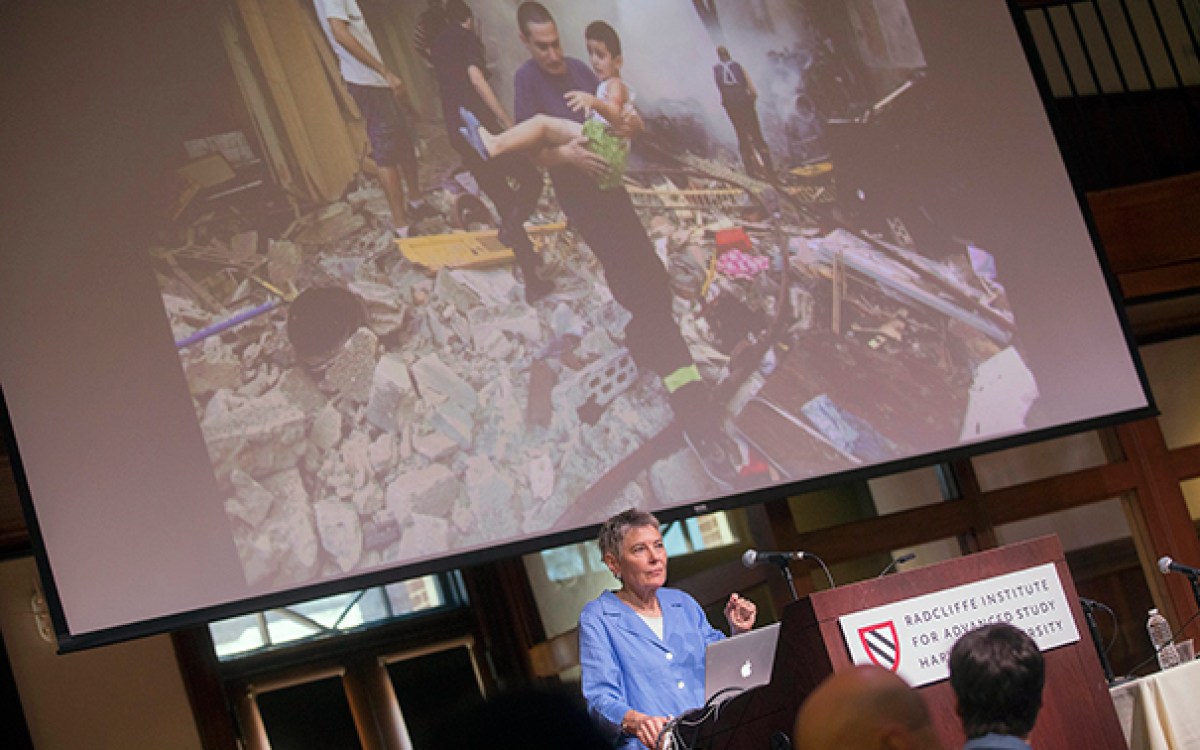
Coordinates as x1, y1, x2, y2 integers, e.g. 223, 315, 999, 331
1147, 608, 1181, 670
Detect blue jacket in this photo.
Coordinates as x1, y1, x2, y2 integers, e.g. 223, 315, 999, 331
579, 588, 724, 748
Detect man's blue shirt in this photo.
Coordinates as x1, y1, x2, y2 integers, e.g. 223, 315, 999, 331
513, 56, 596, 124
512, 57, 604, 215
579, 588, 724, 749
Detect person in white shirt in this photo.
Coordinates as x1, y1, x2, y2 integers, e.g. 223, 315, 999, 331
313, 0, 424, 236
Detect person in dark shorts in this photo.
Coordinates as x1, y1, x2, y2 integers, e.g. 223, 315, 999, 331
313, 0, 424, 236
512, 2, 738, 488
428, 0, 551, 302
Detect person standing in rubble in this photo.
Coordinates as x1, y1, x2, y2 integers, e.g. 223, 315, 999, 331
313, 0, 425, 237
713, 46, 775, 180
428, 0, 552, 303
511, 2, 738, 489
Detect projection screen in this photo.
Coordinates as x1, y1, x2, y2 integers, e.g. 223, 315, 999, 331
0, 0, 1151, 649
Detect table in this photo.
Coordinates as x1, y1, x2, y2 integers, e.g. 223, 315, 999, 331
1110, 656, 1200, 749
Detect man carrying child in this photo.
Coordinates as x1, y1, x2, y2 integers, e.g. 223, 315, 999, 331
510, 2, 739, 488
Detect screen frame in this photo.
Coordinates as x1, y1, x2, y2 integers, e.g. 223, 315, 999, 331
0, 0, 1157, 652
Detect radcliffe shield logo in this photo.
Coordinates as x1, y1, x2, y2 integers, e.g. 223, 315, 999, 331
858, 621, 900, 672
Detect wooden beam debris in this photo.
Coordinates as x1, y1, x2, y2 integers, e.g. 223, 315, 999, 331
809, 230, 1013, 343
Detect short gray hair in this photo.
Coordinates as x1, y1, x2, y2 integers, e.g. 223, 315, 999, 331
598, 508, 660, 561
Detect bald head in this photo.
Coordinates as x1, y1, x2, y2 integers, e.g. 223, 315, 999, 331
794, 666, 942, 750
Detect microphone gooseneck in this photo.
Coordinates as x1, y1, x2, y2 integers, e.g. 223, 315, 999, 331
1159, 556, 1200, 577
1159, 556, 1200, 611
742, 549, 807, 568
741, 548, 836, 599
877, 552, 916, 578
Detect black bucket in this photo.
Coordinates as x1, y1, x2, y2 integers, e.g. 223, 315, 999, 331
286, 286, 369, 371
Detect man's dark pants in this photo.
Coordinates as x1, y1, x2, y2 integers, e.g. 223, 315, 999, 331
347, 82, 419, 183
725, 104, 773, 177
561, 186, 694, 381
449, 132, 543, 282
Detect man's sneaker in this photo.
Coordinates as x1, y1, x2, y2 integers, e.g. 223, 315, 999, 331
683, 424, 739, 492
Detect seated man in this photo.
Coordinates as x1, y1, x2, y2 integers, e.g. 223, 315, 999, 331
948, 623, 1045, 750
793, 665, 943, 750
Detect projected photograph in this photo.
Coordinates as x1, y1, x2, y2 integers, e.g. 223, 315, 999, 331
146, 0, 1037, 588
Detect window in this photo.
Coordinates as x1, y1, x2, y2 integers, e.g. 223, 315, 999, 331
254, 672, 362, 750
209, 573, 463, 659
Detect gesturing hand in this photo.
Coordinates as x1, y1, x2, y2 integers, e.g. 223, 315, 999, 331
564, 90, 597, 113
724, 593, 757, 635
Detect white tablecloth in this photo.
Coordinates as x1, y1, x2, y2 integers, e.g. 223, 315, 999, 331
1111, 657, 1200, 750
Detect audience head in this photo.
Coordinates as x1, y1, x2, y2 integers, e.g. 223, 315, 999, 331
793, 665, 942, 750
949, 623, 1045, 740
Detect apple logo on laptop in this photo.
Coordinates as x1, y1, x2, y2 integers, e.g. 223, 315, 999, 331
740, 659, 753, 679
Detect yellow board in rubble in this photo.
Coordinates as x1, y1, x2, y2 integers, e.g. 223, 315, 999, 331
789, 161, 832, 178
395, 223, 567, 271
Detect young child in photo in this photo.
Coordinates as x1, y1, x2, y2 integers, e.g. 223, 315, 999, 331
459, 20, 633, 189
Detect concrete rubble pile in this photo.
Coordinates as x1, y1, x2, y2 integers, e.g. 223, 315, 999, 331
154, 161, 1034, 587
157, 181, 736, 587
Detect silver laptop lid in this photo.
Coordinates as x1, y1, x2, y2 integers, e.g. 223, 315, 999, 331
703, 622, 781, 703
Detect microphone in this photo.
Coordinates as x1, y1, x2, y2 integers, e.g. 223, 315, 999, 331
1158, 556, 1200, 578
877, 552, 916, 578
742, 549, 807, 568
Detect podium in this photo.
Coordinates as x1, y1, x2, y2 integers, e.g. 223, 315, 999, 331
677, 536, 1126, 749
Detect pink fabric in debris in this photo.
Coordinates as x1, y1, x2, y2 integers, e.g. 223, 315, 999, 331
716, 248, 771, 279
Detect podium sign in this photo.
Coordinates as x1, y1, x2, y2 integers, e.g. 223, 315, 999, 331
676, 539, 1123, 750
838, 562, 1080, 687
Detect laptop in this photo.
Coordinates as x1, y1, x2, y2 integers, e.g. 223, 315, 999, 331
703, 622, 781, 703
